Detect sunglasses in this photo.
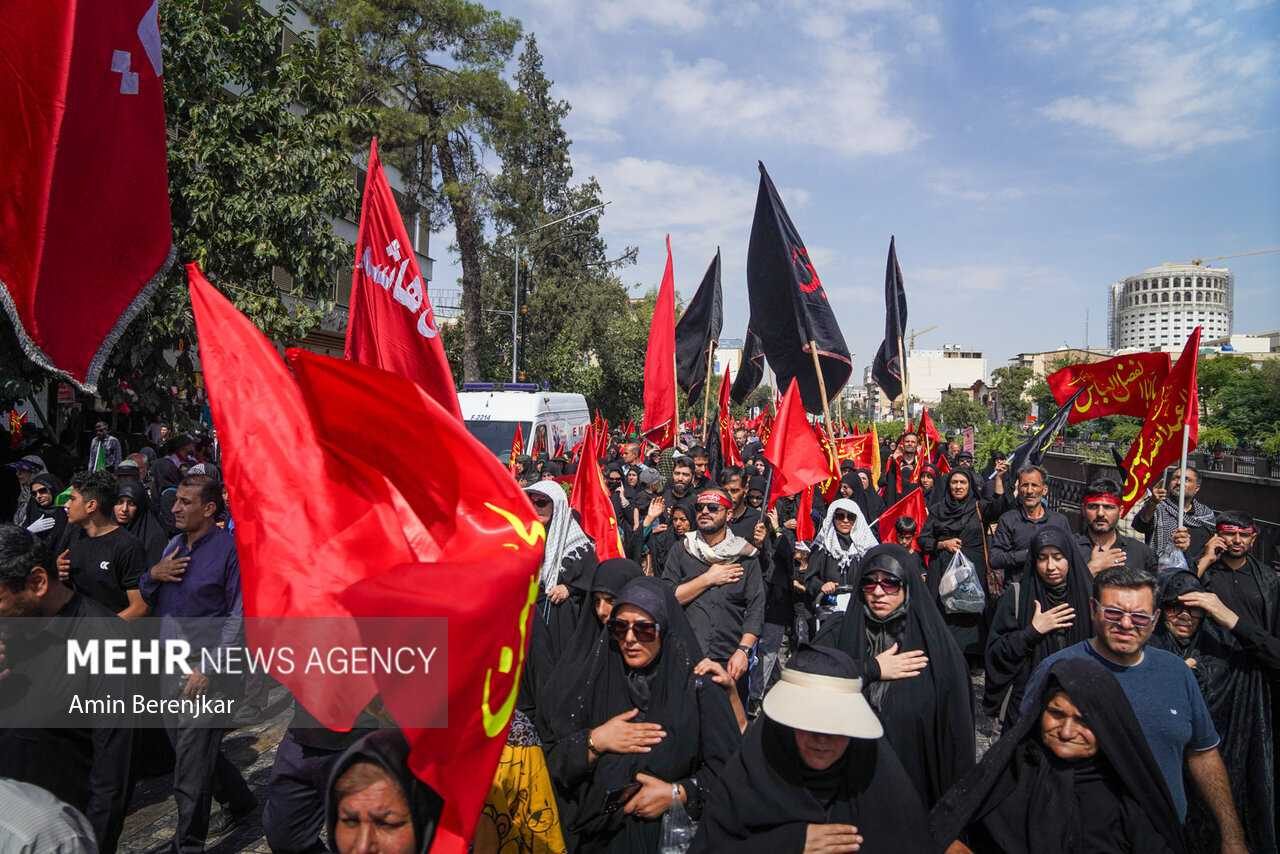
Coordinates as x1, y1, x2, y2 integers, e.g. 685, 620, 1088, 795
527, 494, 552, 508
861, 575, 903, 594
607, 619, 659, 643
31, 486, 51, 496
1094, 601, 1155, 628
832, 511, 857, 523
1162, 603, 1203, 617
694, 502, 726, 514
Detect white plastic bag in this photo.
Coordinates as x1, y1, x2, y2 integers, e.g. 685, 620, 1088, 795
659, 787, 696, 854
939, 550, 985, 614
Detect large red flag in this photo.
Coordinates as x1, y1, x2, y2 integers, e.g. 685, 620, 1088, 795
571, 426, 625, 559
641, 237, 677, 448
718, 364, 744, 468
764, 379, 830, 508
287, 351, 545, 853
877, 488, 928, 550
346, 138, 460, 420
0, 0, 173, 390
1047, 352, 1172, 424
190, 264, 414, 727
1119, 328, 1201, 514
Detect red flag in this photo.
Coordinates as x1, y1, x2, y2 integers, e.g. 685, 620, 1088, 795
194, 264, 546, 852
1119, 328, 1201, 514
935, 454, 952, 476
718, 364, 744, 468
571, 426, 625, 559
345, 138, 460, 420
1048, 352, 1172, 424
869, 423, 882, 483
0, 0, 173, 390
795, 484, 816, 541
764, 379, 830, 508
640, 237, 677, 448
919, 408, 943, 458
877, 488, 928, 550
509, 422, 524, 471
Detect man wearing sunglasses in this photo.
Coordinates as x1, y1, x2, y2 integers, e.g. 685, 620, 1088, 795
660, 487, 764, 705
1020, 566, 1247, 851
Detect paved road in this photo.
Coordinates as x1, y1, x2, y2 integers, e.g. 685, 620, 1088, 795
119, 672, 1001, 852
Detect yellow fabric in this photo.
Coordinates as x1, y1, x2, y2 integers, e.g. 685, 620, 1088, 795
476, 743, 566, 854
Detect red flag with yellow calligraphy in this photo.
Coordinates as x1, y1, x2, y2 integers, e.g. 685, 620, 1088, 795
1118, 329, 1200, 514
1047, 352, 1171, 425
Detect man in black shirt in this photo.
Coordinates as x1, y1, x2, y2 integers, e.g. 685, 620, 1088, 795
0, 524, 133, 853
56, 470, 148, 620
1076, 477, 1156, 576
662, 457, 697, 521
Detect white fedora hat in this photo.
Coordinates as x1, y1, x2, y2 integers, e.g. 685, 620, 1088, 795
762, 666, 884, 739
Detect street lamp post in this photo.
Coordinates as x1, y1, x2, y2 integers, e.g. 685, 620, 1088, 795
510, 201, 609, 382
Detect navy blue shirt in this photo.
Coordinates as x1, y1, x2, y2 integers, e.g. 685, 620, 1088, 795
139, 527, 241, 619
1020, 640, 1218, 821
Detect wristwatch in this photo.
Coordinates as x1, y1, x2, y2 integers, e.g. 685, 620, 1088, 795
736, 644, 752, 656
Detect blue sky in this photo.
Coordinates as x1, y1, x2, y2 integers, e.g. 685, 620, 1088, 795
432, 0, 1280, 380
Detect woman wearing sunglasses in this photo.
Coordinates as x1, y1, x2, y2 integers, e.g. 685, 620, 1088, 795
932, 657, 1186, 854
817, 544, 974, 811
919, 469, 1006, 659
20, 471, 66, 546
526, 481, 600, 660
983, 527, 1093, 729
543, 577, 740, 852
804, 498, 878, 618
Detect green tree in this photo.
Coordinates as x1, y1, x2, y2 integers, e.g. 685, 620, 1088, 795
306, 0, 522, 382
1108, 419, 1142, 446
936, 392, 990, 432
991, 365, 1033, 424
1199, 358, 1280, 445
1197, 425, 1237, 450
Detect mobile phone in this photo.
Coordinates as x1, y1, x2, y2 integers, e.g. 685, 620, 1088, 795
603, 781, 642, 814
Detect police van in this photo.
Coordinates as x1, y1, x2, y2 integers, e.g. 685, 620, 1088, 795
458, 383, 590, 459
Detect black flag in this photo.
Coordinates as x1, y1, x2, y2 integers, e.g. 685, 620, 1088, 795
730, 328, 764, 404
747, 162, 851, 414
675, 249, 723, 404
1002, 387, 1086, 483
871, 235, 907, 402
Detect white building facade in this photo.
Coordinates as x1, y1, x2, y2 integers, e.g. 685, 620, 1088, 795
1108, 263, 1232, 350
906, 346, 987, 403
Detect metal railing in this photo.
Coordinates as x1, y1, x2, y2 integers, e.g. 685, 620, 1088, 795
1053, 440, 1280, 480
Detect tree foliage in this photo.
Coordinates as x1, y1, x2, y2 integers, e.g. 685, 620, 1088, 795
937, 391, 990, 432
990, 365, 1033, 424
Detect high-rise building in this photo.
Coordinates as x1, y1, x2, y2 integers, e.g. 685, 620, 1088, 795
1108, 263, 1232, 350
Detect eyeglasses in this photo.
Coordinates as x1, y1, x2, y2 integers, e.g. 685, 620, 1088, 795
694, 502, 726, 514
608, 619, 659, 643
1093, 600, 1155, 628
31, 486, 50, 496
832, 511, 856, 523
527, 494, 552, 508
861, 575, 903, 594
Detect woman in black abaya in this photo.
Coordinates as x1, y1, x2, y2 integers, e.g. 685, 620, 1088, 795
816, 543, 974, 810
919, 469, 1003, 657
527, 482, 599, 660
931, 657, 1186, 854
850, 469, 885, 524
21, 472, 66, 546
115, 479, 170, 566
325, 729, 443, 853
983, 527, 1093, 727
544, 577, 740, 853
691, 645, 935, 854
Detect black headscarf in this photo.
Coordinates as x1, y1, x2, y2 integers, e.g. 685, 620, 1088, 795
117, 479, 170, 566
1151, 571, 1214, 662
818, 543, 974, 809
691, 645, 935, 854
849, 469, 885, 523
983, 527, 1093, 716
931, 657, 1186, 854
21, 473, 67, 546
545, 577, 738, 853
324, 729, 443, 853
929, 469, 979, 531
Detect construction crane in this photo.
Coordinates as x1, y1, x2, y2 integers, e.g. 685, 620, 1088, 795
907, 324, 938, 351
1186, 247, 1280, 266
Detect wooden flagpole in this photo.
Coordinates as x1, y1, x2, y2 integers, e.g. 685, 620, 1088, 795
808, 340, 837, 447
701, 342, 716, 445
899, 333, 911, 433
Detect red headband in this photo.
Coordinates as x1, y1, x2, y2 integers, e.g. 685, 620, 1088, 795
696, 491, 732, 509
1083, 492, 1121, 507
1216, 523, 1256, 535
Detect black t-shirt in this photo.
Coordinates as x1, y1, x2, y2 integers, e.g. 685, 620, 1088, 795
64, 526, 147, 613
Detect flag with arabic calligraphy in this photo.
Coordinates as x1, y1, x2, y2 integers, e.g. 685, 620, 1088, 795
1047, 352, 1171, 425
1118, 328, 1201, 515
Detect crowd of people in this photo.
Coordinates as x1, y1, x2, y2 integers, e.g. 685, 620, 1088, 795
0, 418, 1276, 853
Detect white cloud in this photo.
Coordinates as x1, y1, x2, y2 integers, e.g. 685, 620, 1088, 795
594, 0, 714, 32
1009, 2, 1275, 156
913, 263, 1069, 294
926, 170, 1026, 204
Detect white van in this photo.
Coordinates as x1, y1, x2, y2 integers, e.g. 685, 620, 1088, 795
458, 385, 591, 459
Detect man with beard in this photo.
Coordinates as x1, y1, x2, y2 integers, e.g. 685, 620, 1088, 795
663, 458, 698, 521
1019, 567, 1247, 851
0, 525, 133, 853
1075, 477, 1156, 576
879, 432, 921, 505
661, 487, 764, 705
1134, 467, 1217, 567
989, 465, 1073, 583
687, 446, 712, 489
